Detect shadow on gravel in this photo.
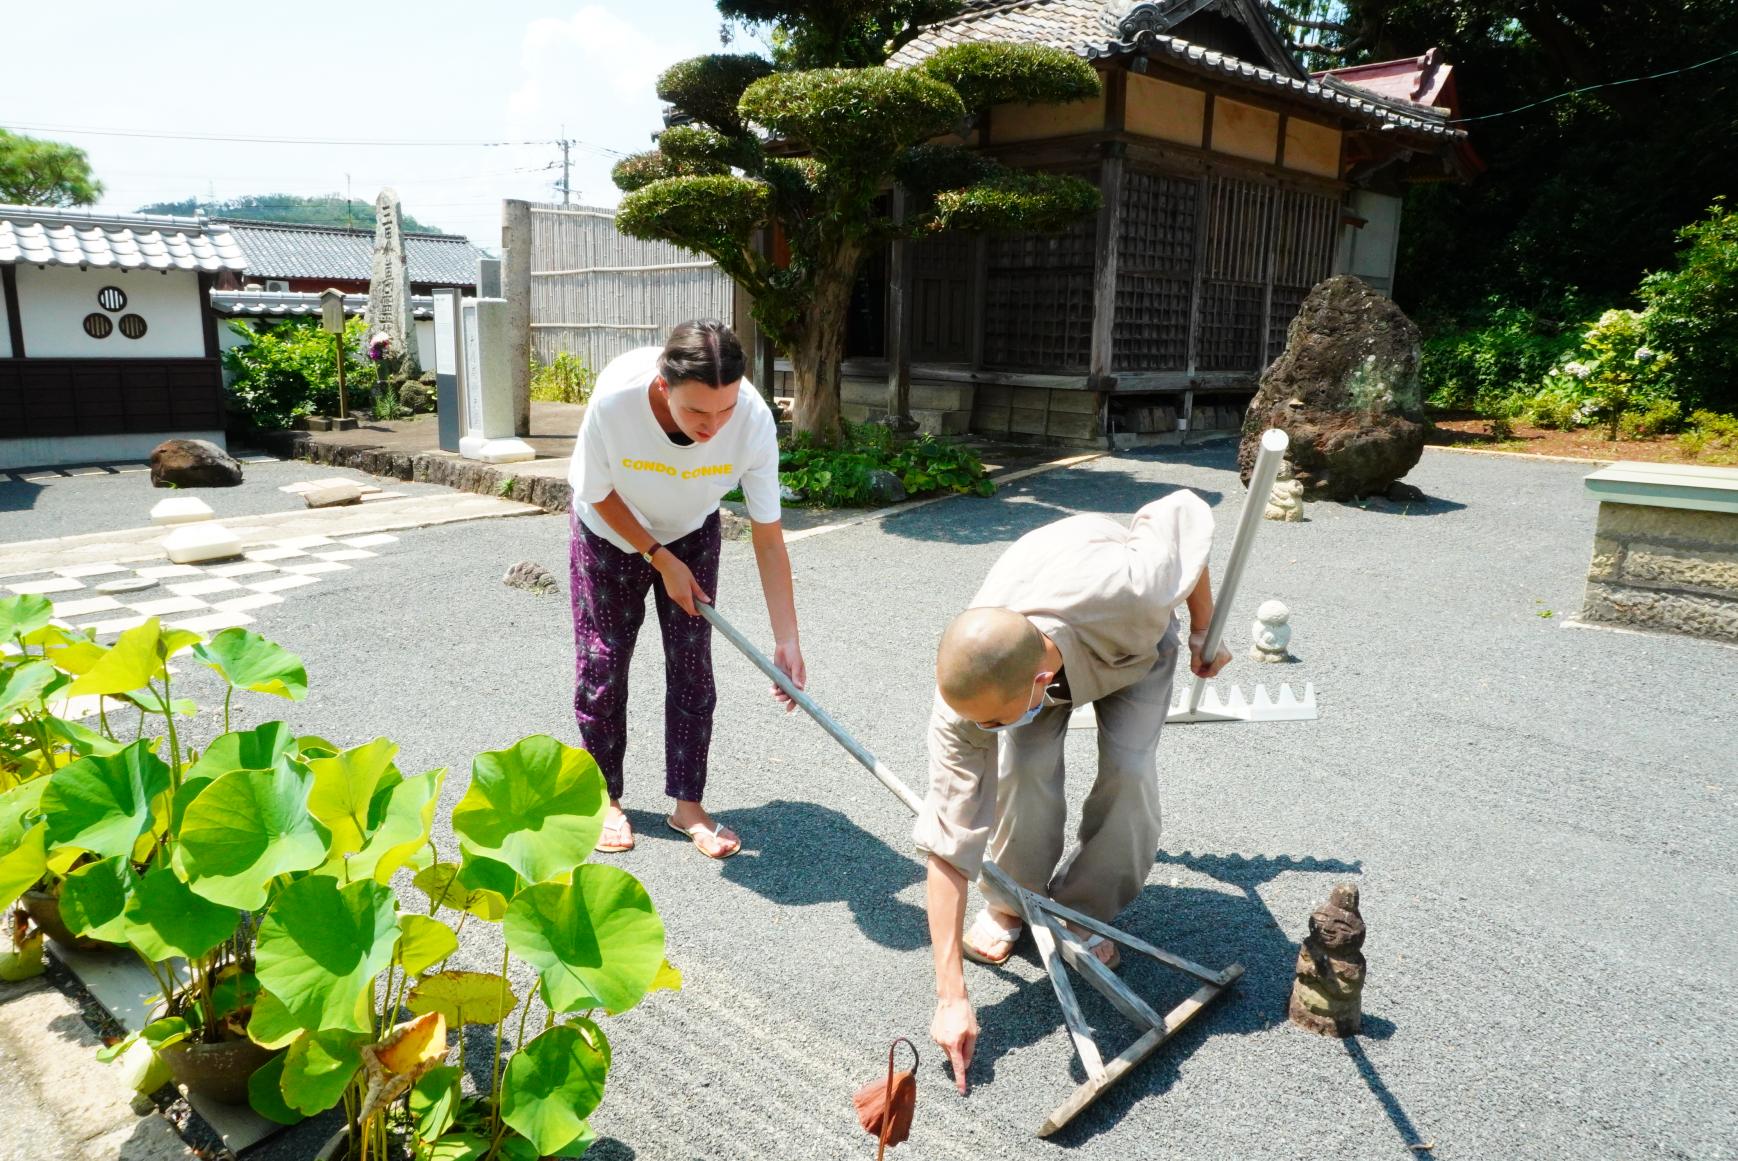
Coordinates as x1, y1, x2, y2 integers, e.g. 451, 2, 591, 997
881, 470, 1225, 546
970, 848, 1364, 1146
706, 799, 929, 952
0, 476, 46, 520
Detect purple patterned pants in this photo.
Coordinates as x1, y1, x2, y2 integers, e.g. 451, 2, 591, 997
569, 510, 722, 802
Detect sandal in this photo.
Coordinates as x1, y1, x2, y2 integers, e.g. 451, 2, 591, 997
962, 910, 1024, 966
666, 816, 741, 860
595, 815, 635, 854
1064, 924, 1121, 971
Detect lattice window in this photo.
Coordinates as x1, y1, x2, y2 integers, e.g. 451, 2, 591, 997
1198, 282, 1265, 371
1202, 175, 1272, 283
983, 217, 1094, 371
1114, 276, 1191, 369
1266, 286, 1308, 358
1113, 168, 1197, 371
1270, 188, 1338, 291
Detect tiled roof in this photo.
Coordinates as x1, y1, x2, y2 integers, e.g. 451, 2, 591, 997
888, 0, 1461, 139
0, 204, 247, 271
215, 220, 487, 286
210, 289, 435, 321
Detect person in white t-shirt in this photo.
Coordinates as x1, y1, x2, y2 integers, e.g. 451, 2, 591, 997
567, 319, 804, 859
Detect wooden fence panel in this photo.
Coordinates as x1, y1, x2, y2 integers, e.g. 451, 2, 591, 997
526, 204, 735, 369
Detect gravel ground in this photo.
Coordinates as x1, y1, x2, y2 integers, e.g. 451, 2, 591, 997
59, 444, 1733, 1161
0, 457, 453, 545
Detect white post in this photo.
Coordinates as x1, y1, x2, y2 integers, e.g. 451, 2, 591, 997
458, 297, 535, 464
1182, 427, 1289, 714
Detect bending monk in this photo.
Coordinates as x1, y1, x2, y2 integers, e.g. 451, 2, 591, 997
917, 493, 1231, 1094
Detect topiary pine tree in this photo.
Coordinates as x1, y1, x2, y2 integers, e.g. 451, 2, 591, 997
613, 16, 1102, 445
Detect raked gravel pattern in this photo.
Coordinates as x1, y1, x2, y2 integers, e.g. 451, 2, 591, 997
123, 444, 1732, 1161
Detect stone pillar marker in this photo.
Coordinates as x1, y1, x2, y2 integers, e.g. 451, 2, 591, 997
365, 188, 420, 375
431, 289, 464, 453
1288, 883, 1367, 1036
459, 297, 534, 465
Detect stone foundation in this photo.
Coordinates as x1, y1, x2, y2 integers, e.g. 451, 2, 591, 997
1581, 500, 1738, 644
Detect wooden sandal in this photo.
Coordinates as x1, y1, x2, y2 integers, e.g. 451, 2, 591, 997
666, 816, 741, 860
595, 815, 635, 854
962, 910, 1023, 966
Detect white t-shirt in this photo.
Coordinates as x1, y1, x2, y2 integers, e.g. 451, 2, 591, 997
569, 345, 781, 552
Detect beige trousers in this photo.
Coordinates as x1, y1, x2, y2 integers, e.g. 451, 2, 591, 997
979, 629, 1178, 922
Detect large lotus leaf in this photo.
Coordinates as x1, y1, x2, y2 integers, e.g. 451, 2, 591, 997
413, 863, 507, 922
42, 741, 170, 860
192, 629, 308, 700
502, 867, 665, 1015
458, 850, 522, 900
62, 620, 162, 699
124, 863, 240, 961
116, 687, 195, 718
395, 913, 458, 975
0, 780, 46, 844
43, 714, 127, 759
173, 762, 330, 911
405, 970, 516, 1027
294, 734, 341, 759
321, 767, 445, 885
175, 722, 298, 831
428, 1136, 491, 1161
0, 925, 44, 981
246, 1052, 302, 1126
451, 735, 605, 885
0, 660, 59, 719
409, 1064, 461, 1140
246, 989, 305, 1050
256, 877, 397, 1035
0, 594, 54, 642
59, 855, 138, 943
281, 1028, 366, 1115
499, 1022, 609, 1157
307, 738, 400, 859
0, 820, 46, 910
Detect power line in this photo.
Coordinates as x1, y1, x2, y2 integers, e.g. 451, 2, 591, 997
1448, 44, 1738, 124
1, 121, 627, 157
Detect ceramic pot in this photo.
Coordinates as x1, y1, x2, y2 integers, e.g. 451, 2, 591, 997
20, 889, 123, 953
158, 1036, 276, 1106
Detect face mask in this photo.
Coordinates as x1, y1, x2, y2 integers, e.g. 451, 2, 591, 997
982, 674, 1050, 733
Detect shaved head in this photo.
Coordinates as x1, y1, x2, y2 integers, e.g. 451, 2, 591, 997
937, 607, 1045, 708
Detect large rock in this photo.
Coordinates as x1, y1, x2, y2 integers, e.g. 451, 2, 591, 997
1238, 275, 1425, 501
150, 439, 243, 489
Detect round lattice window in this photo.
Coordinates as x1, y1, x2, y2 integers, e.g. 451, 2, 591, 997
118, 314, 148, 340
97, 286, 127, 312
82, 312, 114, 339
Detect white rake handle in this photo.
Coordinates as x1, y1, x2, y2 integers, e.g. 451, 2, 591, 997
1182, 428, 1288, 715
698, 603, 925, 818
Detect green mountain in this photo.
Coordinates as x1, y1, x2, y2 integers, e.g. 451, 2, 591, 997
136, 193, 448, 235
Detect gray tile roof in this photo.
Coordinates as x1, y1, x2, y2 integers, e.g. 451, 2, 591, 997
888, 0, 1461, 139
215, 220, 487, 286
210, 289, 435, 321
0, 204, 247, 271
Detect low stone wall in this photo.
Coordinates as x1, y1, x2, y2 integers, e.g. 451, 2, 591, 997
1582, 502, 1738, 644
253, 432, 573, 513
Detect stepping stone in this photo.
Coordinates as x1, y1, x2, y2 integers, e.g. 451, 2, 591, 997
95, 576, 159, 595
151, 497, 215, 526
163, 523, 244, 565
303, 483, 364, 508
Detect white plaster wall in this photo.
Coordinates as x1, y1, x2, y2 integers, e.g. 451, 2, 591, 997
0, 430, 226, 472
1334, 190, 1403, 296
415, 317, 433, 356
14, 266, 205, 358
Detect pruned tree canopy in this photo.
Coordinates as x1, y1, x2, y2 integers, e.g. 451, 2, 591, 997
0, 130, 101, 208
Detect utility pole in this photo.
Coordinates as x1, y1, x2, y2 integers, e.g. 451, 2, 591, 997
558, 130, 572, 207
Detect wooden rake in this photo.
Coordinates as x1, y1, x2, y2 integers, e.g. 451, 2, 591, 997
700, 603, 1244, 1137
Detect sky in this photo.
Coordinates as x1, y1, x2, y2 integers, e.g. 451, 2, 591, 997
3, 1, 763, 249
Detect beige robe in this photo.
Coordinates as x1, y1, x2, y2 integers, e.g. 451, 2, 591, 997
914, 491, 1214, 916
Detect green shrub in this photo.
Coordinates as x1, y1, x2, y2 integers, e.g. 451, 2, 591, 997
223, 317, 370, 431
1418, 298, 1586, 413
1678, 409, 1738, 464
1641, 200, 1738, 412
1617, 398, 1682, 440
730, 423, 995, 507
1570, 308, 1676, 440
529, 352, 595, 405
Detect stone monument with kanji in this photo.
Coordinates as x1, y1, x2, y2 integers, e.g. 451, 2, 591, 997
364, 188, 420, 376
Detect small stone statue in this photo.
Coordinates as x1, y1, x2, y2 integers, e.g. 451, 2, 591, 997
1265, 459, 1305, 521
1250, 600, 1292, 663
503, 561, 560, 596
1289, 883, 1366, 1037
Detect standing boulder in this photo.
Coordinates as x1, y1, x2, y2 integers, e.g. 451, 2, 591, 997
1239, 275, 1425, 501
150, 439, 244, 489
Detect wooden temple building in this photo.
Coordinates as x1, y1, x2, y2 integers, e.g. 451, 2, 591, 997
765, 0, 1477, 447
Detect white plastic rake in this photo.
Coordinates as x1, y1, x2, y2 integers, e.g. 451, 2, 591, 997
1074, 427, 1319, 728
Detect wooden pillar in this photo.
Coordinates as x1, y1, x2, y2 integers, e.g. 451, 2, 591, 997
969, 234, 988, 371
1, 266, 25, 357
1088, 145, 1125, 390
501, 199, 533, 436
1258, 188, 1279, 371
885, 186, 914, 428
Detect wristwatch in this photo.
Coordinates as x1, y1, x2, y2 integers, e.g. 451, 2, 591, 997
639, 542, 663, 564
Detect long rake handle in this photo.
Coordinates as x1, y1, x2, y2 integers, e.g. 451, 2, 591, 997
699, 603, 925, 817
1182, 427, 1289, 714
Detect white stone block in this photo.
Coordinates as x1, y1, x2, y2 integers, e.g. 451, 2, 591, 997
150, 497, 215, 526
162, 523, 244, 565
459, 435, 535, 464
303, 482, 364, 508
